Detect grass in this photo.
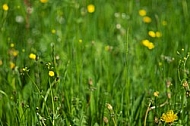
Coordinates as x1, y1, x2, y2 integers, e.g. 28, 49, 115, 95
1, 0, 190, 125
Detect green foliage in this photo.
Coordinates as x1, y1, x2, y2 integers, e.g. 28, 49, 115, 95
1, 0, 190, 125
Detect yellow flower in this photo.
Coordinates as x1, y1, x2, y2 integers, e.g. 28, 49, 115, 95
161, 110, 178, 123
10, 62, 15, 69
87, 4, 95, 13
13, 50, 19, 57
147, 42, 154, 49
49, 71, 55, 77
153, 91, 159, 97
158, 62, 162, 66
29, 53, 36, 60
10, 43, 14, 47
155, 31, 162, 38
143, 16, 151, 23
148, 31, 156, 38
9, 49, 19, 57
142, 39, 150, 47
51, 29, 56, 34
142, 40, 155, 50
79, 39, 82, 43
2, 4, 9, 11
40, 0, 48, 3
139, 9, 146, 16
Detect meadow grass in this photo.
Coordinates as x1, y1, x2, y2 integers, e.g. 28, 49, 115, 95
0, 0, 190, 126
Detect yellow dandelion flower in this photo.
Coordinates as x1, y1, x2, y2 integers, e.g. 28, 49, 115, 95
156, 31, 162, 38
2, 4, 9, 11
29, 53, 36, 60
161, 110, 178, 123
10, 62, 15, 69
148, 31, 156, 38
87, 4, 95, 13
153, 91, 159, 97
40, 0, 48, 3
49, 71, 55, 77
143, 16, 151, 23
147, 42, 154, 49
139, 9, 146, 16
142, 39, 150, 47
142, 40, 154, 50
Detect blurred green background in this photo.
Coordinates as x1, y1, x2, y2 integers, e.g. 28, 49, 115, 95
0, 0, 190, 125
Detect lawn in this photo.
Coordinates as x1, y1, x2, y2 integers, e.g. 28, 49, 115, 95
1, 0, 190, 126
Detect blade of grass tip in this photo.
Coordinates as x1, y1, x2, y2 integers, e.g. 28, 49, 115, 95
0, 90, 8, 97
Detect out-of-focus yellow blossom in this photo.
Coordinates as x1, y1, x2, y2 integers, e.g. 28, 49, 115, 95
12, 50, 19, 57
9, 49, 19, 57
143, 16, 151, 23
0, 60, 2, 66
10, 43, 14, 47
49, 71, 55, 77
2, 4, 9, 11
161, 110, 178, 123
156, 31, 162, 37
106, 103, 113, 111
148, 31, 156, 38
142, 40, 150, 47
51, 29, 56, 34
105, 45, 110, 51
139, 9, 146, 16
10, 62, 15, 69
40, 0, 48, 3
105, 45, 113, 51
147, 43, 154, 49
87, 4, 95, 13
162, 21, 167, 26
79, 39, 82, 43
142, 39, 155, 50
153, 91, 159, 97
158, 62, 162, 66
29, 53, 36, 60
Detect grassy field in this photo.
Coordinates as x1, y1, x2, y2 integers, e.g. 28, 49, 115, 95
1, 0, 190, 126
